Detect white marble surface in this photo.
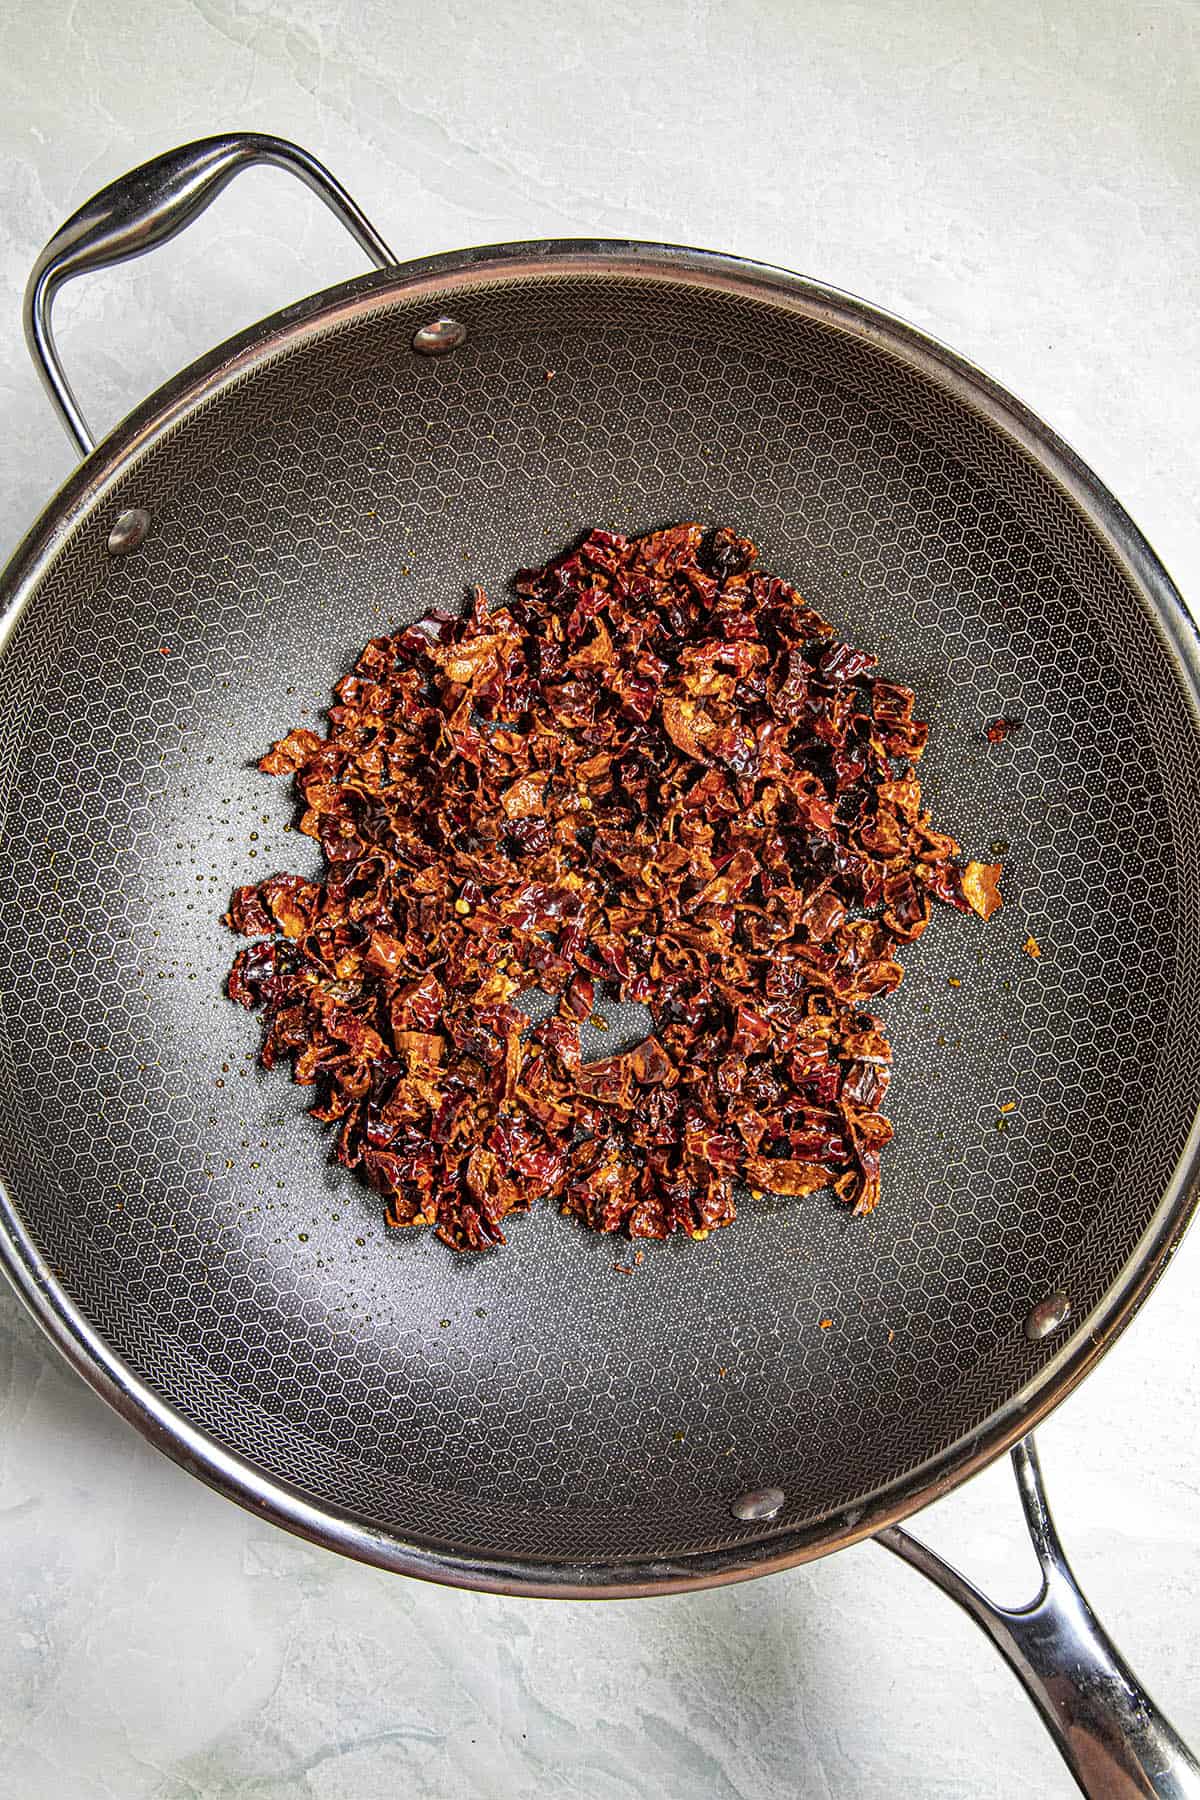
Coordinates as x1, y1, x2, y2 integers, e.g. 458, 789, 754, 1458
0, 2, 1198, 1795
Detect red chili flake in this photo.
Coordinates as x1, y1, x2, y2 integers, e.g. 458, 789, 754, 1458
961, 863, 1002, 920
984, 716, 1019, 744
224, 524, 1003, 1251
544, 369, 556, 383
158, 646, 172, 656
819, 1317, 833, 1329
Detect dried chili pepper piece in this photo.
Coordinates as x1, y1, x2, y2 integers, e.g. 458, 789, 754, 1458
226, 525, 1002, 1250
961, 862, 1004, 921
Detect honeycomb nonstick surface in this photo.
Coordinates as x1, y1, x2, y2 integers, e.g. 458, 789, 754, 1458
0, 268, 1197, 1565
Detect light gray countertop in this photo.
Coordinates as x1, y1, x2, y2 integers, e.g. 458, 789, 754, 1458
0, 3, 1198, 1795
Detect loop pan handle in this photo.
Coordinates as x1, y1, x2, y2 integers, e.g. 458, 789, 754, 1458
22, 132, 396, 457
878, 1437, 1200, 1798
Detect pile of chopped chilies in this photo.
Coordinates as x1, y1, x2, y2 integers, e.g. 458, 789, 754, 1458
226, 525, 1001, 1250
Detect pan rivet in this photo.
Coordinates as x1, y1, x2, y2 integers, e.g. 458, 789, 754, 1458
731, 1486, 785, 1522
1025, 1292, 1071, 1341
412, 316, 467, 356
107, 507, 151, 555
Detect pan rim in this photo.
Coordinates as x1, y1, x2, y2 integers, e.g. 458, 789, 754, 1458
1, 236, 1198, 1595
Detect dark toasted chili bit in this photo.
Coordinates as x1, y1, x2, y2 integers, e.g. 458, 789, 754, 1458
225, 524, 1002, 1250
985, 716, 1021, 744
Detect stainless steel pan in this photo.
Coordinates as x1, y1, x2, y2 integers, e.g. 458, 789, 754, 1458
4, 133, 1199, 1796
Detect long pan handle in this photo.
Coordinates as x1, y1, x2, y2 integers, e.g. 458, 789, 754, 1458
877, 1436, 1200, 1797
22, 132, 396, 457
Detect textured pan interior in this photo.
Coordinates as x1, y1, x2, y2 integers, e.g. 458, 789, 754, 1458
0, 266, 1198, 1568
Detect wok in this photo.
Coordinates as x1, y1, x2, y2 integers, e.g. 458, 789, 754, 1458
4, 134, 1199, 1796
